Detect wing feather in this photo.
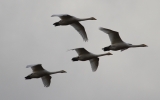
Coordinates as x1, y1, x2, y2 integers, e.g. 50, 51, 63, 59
99, 27, 123, 44
41, 75, 52, 87
71, 22, 88, 42
72, 48, 90, 55
51, 14, 74, 20
89, 58, 99, 72
26, 64, 44, 72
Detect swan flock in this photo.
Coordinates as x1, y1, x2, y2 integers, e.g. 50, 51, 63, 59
25, 14, 148, 87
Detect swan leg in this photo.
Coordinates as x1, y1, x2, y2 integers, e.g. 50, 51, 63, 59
53, 22, 60, 26
102, 46, 110, 51
25, 75, 32, 79
72, 57, 79, 61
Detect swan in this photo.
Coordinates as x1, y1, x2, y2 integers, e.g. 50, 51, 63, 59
51, 14, 97, 42
99, 27, 148, 51
71, 48, 112, 72
25, 64, 66, 87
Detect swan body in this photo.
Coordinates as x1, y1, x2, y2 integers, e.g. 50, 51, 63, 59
99, 27, 148, 51
25, 64, 66, 87
51, 14, 96, 42
71, 48, 112, 72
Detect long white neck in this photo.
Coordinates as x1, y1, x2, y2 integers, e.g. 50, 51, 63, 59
96, 53, 110, 57
78, 18, 93, 21
49, 71, 62, 75
129, 44, 145, 48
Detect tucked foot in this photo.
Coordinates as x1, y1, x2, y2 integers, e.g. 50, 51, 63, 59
25, 76, 32, 79
72, 57, 79, 61
53, 22, 60, 26
102, 46, 110, 51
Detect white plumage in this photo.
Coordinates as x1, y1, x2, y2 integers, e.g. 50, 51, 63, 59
51, 14, 96, 42
25, 64, 66, 87
71, 48, 112, 72
100, 27, 148, 51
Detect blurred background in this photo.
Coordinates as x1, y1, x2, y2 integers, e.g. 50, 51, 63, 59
0, 0, 160, 100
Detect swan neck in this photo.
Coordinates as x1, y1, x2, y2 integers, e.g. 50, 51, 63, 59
97, 53, 108, 57
49, 71, 62, 74
129, 44, 143, 47
78, 18, 92, 21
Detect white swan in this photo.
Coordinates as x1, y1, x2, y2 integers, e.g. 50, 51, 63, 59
71, 48, 112, 72
51, 14, 97, 42
25, 64, 66, 87
99, 27, 148, 51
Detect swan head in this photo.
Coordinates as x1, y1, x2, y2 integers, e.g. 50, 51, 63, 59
102, 46, 111, 51
106, 52, 113, 55
72, 57, 79, 61
140, 44, 148, 47
90, 17, 97, 20
60, 70, 67, 73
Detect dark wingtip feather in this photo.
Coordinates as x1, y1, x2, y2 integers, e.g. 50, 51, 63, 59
99, 27, 105, 31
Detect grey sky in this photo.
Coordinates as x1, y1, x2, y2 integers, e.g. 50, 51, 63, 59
1, 0, 160, 100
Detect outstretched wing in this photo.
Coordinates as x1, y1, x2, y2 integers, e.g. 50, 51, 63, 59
71, 22, 88, 42
41, 75, 52, 87
89, 58, 99, 72
26, 64, 44, 72
51, 14, 74, 20
99, 27, 123, 44
72, 48, 90, 55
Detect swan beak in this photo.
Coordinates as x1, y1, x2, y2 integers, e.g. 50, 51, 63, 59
61, 70, 67, 73
94, 18, 97, 20
144, 44, 148, 47
92, 17, 97, 20
141, 44, 148, 47
107, 52, 113, 55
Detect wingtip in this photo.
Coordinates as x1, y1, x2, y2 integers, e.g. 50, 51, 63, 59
51, 14, 56, 17
84, 39, 88, 42
44, 85, 50, 87
26, 65, 30, 68
67, 49, 71, 52
107, 52, 113, 55
67, 48, 75, 52
92, 69, 97, 72
26, 64, 41, 68
92, 70, 96, 72
99, 27, 105, 30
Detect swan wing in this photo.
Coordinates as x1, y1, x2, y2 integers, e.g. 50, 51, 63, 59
99, 27, 123, 44
41, 75, 52, 87
72, 48, 90, 55
51, 14, 74, 20
26, 64, 44, 72
89, 58, 99, 72
71, 22, 88, 42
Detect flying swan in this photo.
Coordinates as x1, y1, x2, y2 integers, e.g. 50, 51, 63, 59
25, 64, 66, 87
51, 14, 97, 42
99, 27, 148, 51
71, 48, 112, 72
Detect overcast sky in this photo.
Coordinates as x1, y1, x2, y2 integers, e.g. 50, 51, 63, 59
1, 0, 160, 100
